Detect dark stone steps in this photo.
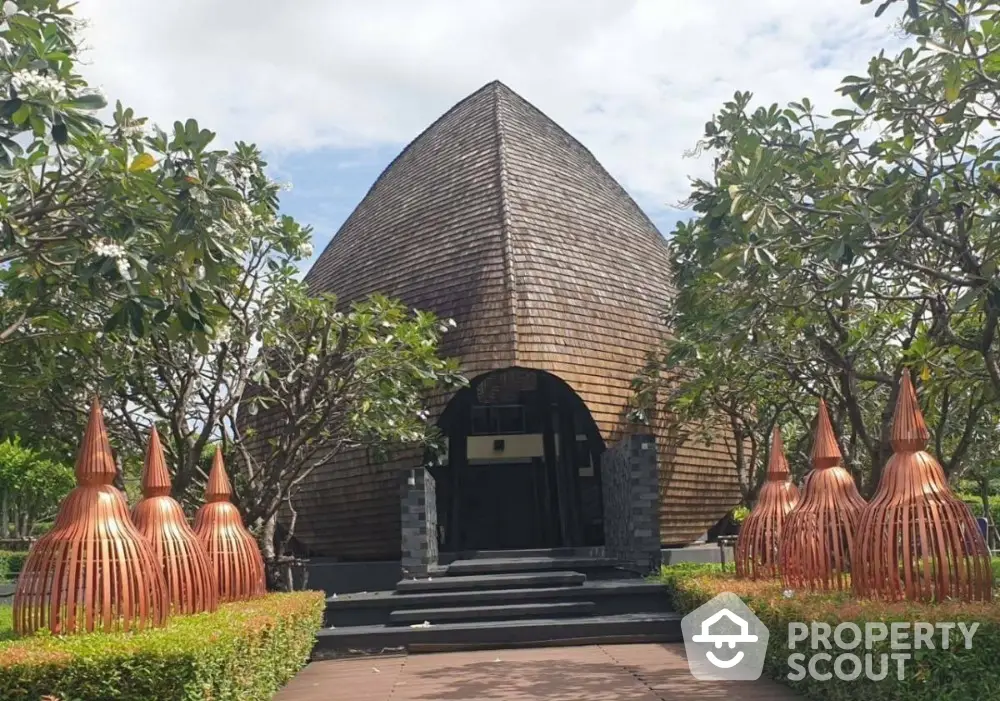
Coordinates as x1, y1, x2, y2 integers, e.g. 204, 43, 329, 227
445, 557, 625, 577
329, 579, 665, 609
449, 547, 607, 561
396, 571, 586, 593
389, 601, 594, 625
326, 580, 671, 627
313, 612, 682, 658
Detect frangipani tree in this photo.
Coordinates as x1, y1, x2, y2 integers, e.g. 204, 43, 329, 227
0, 0, 270, 345
662, 0, 1000, 495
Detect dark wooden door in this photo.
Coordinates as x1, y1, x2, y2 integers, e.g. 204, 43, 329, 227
459, 462, 553, 550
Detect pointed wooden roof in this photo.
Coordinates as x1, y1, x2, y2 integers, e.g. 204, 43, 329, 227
291, 81, 739, 556
305, 80, 675, 441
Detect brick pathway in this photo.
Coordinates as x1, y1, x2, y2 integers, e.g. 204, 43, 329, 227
274, 643, 801, 700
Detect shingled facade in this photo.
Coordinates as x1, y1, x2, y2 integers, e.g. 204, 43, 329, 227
294, 81, 738, 560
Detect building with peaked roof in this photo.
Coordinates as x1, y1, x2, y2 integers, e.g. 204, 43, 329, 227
293, 81, 738, 564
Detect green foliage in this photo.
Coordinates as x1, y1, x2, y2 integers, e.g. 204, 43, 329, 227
732, 505, 750, 524
0, 438, 73, 538
236, 291, 464, 569
655, 0, 1000, 498
0, 0, 272, 344
0, 591, 324, 700
0, 0, 318, 470
0, 550, 28, 580
957, 492, 1000, 526
660, 565, 1000, 700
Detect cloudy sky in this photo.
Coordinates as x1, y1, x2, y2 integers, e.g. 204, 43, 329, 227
75, 0, 906, 270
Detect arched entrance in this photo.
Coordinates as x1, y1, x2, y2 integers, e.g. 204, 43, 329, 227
431, 367, 605, 553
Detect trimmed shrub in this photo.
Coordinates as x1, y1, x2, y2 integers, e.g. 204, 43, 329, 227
957, 492, 1000, 527
659, 565, 1000, 700
0, 551, 27, 581
0, 591, 324, 700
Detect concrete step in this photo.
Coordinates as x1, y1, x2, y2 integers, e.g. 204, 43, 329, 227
389, 601, 594, 625
313, 612, 683, 658
396, 571, 586, 593
327, 580, 671, 627
446, 557, 625, 577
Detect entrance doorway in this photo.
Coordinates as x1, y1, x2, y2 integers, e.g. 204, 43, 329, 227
431, 368, 605, 553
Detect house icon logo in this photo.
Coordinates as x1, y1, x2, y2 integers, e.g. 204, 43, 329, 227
681, 592, 769, 681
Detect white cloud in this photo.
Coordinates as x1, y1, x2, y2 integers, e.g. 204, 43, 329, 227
74, 0, 906, 208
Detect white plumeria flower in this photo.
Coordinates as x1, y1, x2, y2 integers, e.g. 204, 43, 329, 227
237, 202, 253, 225
11, 70, 68, 101
782, 589, 795, 599
91, 239, 127, 259
120, 122, 147, 138
2, 1, 17, 16
296, 242, 313, 258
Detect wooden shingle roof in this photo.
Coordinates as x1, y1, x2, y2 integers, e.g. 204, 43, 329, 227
296, 81, 737, 555
306, 80, 674, 434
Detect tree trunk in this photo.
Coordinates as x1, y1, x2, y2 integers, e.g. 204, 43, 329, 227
113, 450, 127, 496
0, 491, 8, 538
261, 512, 282, 591
980, 477, 992, 526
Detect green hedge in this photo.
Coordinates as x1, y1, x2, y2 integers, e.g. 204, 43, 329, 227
659, 564, 1000, 700
957, 492, 1000, 528
0, 591, 324, 700
0, 551, 28, 581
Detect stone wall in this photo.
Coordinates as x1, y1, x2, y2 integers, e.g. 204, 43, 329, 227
601, 433, 661, 573
400, 466, 438, 577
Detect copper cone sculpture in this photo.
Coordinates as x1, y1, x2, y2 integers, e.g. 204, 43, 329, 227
780, 400, 867, 591
735, 427, 800, 580
13, 398, 168, 634
853, 370, 992, 602
132, 428, 219, 615
193, 448, 266, 601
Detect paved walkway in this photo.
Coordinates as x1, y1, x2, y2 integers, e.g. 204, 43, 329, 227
274, 643, 800, 700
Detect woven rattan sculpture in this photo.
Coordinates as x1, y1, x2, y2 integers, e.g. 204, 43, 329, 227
735, 427, 800, 580
193, 447, 266, 601
853, 370, 992, 602
13, 398, 168, 634
132, 427, 218, 614
780, 400, 867, 591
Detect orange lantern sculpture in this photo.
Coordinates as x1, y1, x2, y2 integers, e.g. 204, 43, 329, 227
132, 427, 219, 615
853, 370, 992, 602
780, 400, 866, 591
193, 447, 266, 601
735, 427, 800, 579
13, 398, 168, 634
